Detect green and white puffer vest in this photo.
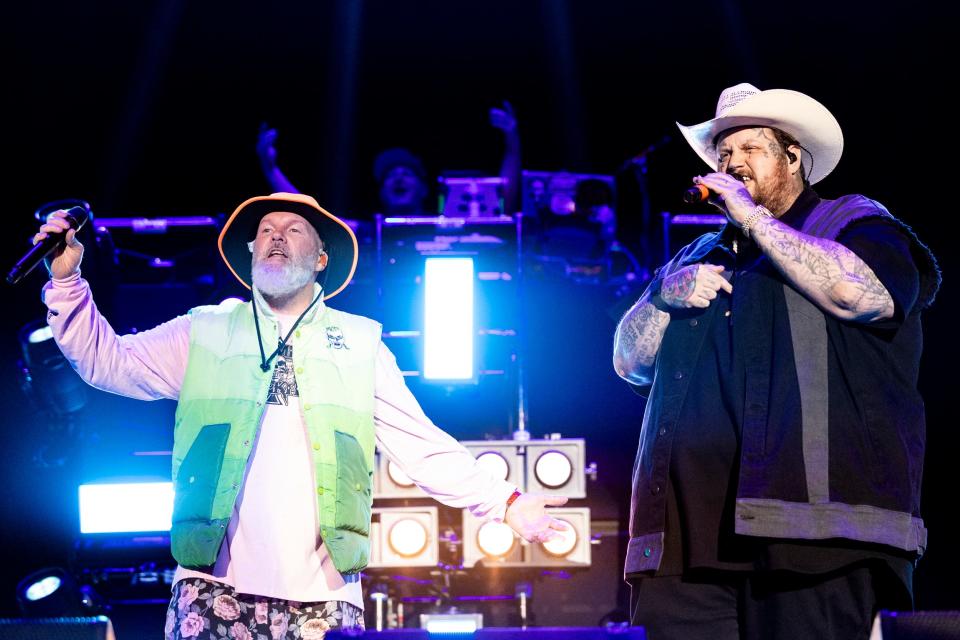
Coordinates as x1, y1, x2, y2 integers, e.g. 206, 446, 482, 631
170, 294, 380, 574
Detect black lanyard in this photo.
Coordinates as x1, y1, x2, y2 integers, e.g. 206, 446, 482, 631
251, 290, 323, 372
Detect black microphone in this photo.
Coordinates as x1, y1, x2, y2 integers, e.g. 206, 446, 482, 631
7, 206, 89, 285
682, 184, 710, 204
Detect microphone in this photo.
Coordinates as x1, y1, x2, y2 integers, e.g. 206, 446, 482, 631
683, 184, 710, 204
7, 206, 89, 285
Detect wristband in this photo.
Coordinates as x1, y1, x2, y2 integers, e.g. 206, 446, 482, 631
505, 489, 522, 510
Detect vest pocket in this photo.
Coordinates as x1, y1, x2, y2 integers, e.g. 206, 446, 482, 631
173, 423, 231, 523
334, 431, 372, 536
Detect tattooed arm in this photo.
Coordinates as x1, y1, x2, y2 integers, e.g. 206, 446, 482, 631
749, 215, 894, 322
694, 169, 894, 323
613, 291, 670, 385
614, 263, 731, 384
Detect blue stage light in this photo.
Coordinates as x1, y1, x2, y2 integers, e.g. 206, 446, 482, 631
421, 613, 483, 633
78, 482, 173, 534
18, 319, 88, 418
423, 257, 474, 381
16, 568, 88, 618
24, 576, 61, 602
26, 325, 54, 344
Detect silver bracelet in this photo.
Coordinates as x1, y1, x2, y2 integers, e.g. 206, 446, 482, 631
741, 205, 773, 238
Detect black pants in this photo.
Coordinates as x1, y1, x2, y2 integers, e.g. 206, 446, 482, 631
630, 562, 899, 640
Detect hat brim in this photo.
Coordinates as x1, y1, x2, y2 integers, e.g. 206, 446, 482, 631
218, 193, 358, 300
677, 89, 843, 185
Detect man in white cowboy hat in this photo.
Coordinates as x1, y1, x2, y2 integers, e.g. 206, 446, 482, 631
613, 84, 939, 639
35, 192, 567, 638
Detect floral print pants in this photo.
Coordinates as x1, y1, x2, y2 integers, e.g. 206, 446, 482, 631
165, 578, 365, 640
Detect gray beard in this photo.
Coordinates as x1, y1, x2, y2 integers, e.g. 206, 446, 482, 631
251, 256, 316, 299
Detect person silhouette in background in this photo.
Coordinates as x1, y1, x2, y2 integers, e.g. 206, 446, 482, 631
256, 101, 522, 217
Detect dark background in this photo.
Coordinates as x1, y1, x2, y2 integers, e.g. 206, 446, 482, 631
3, 0, 957, 622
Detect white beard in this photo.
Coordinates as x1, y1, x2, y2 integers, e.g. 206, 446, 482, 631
251, 254, 316, 299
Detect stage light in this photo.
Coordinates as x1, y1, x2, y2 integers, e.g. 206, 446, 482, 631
24, 576, 61, 602
18, 319, 88, 417
423, 257, 474, 380
534, 450, 573, 488
387, 518, 429, 558
462, 513, 524, 567
420, 613, 483, 633
374, 452, 426, 498
476, 521, 517, 557
475, 451, 510, 481
78, 482, 173, 534
462, 441, 522, 485
27, 326, 54, 344
16, 568, 87, 618
541, 519, 578, 557
386, 461, 415, 488
528, 508, 592, 567
525, 439, 587, 498
369, 507, 439, 567
464, 508, 592, 568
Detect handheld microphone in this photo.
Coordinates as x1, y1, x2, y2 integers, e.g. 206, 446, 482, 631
7, 206, 89, 285
683, 184, 710, 204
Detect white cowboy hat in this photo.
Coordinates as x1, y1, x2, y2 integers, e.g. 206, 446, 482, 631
676, 83, 843, 185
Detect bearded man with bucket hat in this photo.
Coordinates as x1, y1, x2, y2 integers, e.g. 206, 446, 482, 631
35, 192, 567, 637
613, 84, 940, 639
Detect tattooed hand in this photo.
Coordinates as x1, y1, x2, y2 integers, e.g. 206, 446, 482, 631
694, 173, 757, 226
661, 263, 732, 309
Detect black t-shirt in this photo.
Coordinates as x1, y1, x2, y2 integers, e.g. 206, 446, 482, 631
659, 189, 919, 604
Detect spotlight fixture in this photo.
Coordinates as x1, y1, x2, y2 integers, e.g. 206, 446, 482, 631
475, 451, 510, 481
534, 450, 573, 488
463, 508, 592, 568
368, 507, 439, 567
525, 439, 587, 498
16, 568, 87, 618
386, 461, 415, 488
462, 514, 523, 568
18, 319, 88, 417
476, 521, 518, 558
528, 508, 591, 567
461, 441, 522, 485
374, 452, 427, 498
388, 518, 430, 558
541, 520, 578, 557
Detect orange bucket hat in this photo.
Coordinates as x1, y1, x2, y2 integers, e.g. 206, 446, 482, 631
218, 192, 358, 300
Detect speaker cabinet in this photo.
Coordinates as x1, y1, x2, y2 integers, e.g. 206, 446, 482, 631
0, 616, 115, 640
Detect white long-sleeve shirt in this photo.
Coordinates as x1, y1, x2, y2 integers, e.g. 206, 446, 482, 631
42, 274, 516, 608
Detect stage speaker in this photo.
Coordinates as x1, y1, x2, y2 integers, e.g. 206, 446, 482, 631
328, 627, 646, 639
0, 616, 115, 640
876, 610, 960, 640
